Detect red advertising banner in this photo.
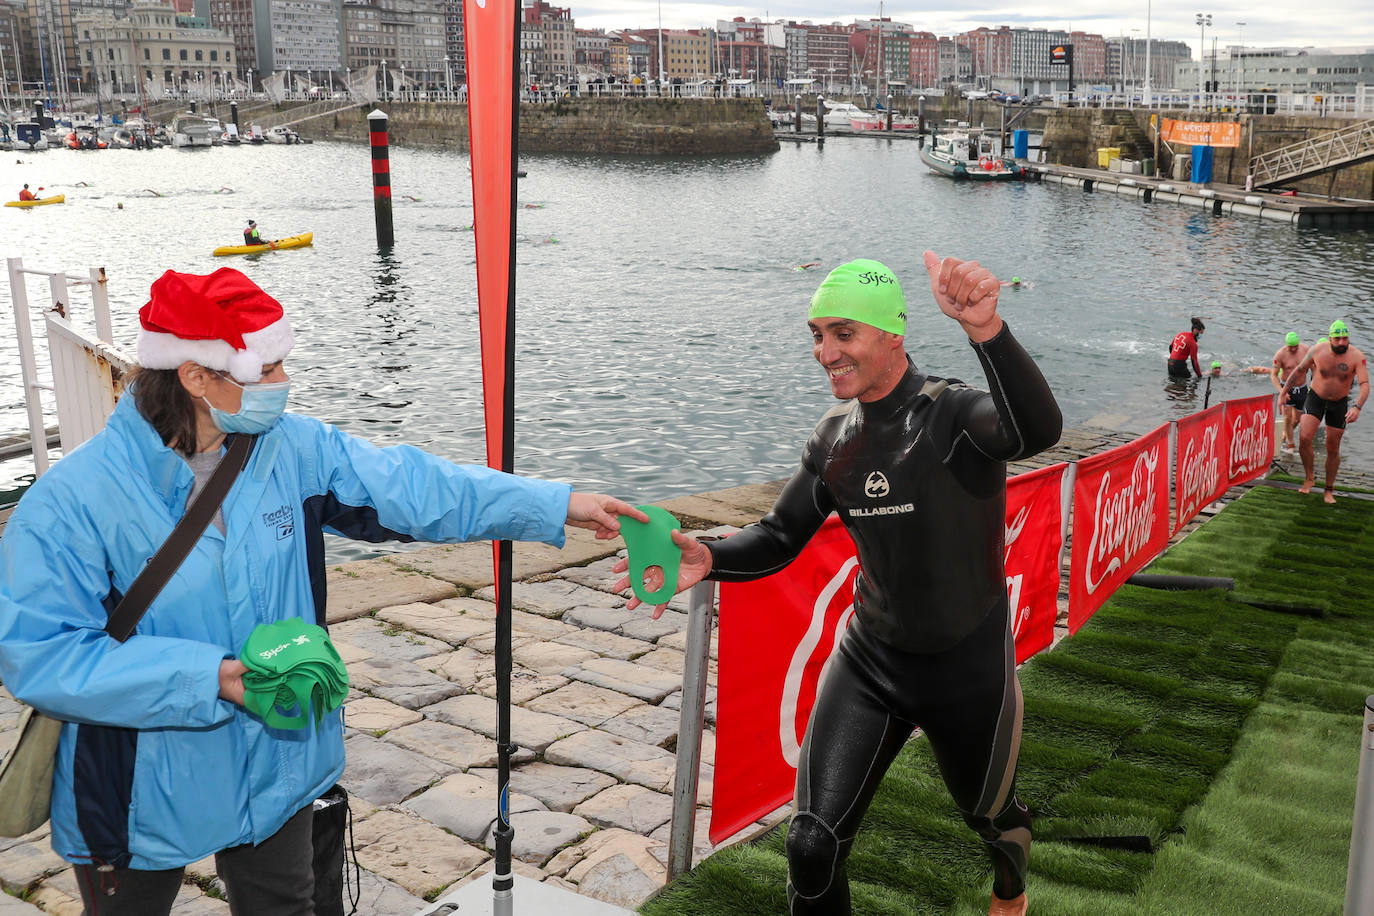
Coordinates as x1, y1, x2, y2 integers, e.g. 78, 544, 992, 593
713, 468, 1069, 843
712, 516, 859, 846
1005, 463, 1068, 665
1174, 405, 1228, 534
1224, 395, 1276, 487
1068, 424, 1170, 632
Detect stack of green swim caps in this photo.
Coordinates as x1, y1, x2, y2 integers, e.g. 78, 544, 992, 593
808, 259, 907, 335
240, 618, 349, 730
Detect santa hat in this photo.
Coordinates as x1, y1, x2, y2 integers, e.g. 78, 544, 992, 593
137, 268, 294, 382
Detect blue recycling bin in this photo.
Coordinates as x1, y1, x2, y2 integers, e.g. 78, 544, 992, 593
1012, 129, 1028, 159
1190, 144, 1214, 184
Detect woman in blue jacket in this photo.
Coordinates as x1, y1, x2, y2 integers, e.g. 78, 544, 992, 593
0, 267, 644, 915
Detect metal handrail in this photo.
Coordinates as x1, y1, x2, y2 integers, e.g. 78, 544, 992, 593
1251, 118, 1374, 186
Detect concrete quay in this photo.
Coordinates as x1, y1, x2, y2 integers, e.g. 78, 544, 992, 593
0, 425, 1362, 914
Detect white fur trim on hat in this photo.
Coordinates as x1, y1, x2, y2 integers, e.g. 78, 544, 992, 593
137, 313, 293, 383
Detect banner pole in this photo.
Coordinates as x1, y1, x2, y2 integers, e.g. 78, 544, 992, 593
668, 580, 716, 881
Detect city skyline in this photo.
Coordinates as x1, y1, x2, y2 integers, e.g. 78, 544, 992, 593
571, 1, 1374, 55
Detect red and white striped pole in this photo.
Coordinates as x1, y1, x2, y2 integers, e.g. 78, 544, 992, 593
367, 109, 395, 248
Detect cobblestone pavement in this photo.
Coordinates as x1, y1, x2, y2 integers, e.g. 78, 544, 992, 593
3, 425, 1370, 913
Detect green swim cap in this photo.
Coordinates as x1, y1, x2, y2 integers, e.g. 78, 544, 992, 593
1211, 360, 1222, 369
1011, 276, 1021, 284
1330, 319, 1349, 338
1285, 332, 1300, 346
1318, 337, 1329, 345
808, 259, 907, 335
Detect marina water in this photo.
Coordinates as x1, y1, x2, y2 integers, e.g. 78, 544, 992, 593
3, 138, 1372, 556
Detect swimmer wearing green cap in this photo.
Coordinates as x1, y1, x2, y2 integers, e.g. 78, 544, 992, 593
1279, 319, 1369, 502
618, 251, 1061, 915
1272, 332, 1311, 451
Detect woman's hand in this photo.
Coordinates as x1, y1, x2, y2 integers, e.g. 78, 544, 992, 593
218, 659, 248, 705
567, 493, 650, 540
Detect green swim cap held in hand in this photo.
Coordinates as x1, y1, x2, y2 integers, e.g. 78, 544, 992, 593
808, 259, 907, 335
619, 505, 682, 605
239, 618, 349, 730
1330, 319, 1349, 338
1286, 332, 1300, 346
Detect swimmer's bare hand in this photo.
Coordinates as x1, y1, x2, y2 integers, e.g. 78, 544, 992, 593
567, 493, 649, 540
612, 530, 712, 618
924, 250, 1004, 342
1347, 404, 1363, 425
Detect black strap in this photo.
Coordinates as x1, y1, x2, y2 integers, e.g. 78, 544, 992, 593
105, 433, 257, 643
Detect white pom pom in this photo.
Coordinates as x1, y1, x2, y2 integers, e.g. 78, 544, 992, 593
227, 348, 263, 383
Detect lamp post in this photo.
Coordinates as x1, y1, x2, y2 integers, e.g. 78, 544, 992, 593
1234, 21, 1245, 103
1143, 0, 1152, 107
399, 64, 405, 100
345, 66, 351, 98
1195, 12, 1211, 111
380, 59, 387, 100
444, 55, 452, 97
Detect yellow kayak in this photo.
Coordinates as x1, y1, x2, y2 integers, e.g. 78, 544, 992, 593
5, 194, 66, 208
212, 232, 314, 257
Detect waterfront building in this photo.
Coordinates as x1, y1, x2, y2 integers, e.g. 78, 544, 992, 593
340, 0, 443, 89
523, 0, 572, 85
1179, 45, 1374, 97
785, 20, 850, 94
936, 35, 970, 85
908, 30, 937, 90
573, 26, 607, 80
74, 0, 232, 96
1, 0, 32, 96
715, 18, 783, 87
194, 0, 342, 82
442, 0, 461, 82
24, 0, 127, 99
849, 18, 912, 93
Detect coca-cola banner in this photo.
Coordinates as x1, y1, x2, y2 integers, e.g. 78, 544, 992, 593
1005, 463, 1068, 664
1224, 394, 1276, 487
1069, 424, 1170, 632
1173, 404, 1228, 535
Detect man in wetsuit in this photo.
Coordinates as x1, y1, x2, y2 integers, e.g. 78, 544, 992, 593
1280, 319, 1369, 504
1168, 317, 1205, 378
617, 252, 1061, 916
1272, 331, 1310, 453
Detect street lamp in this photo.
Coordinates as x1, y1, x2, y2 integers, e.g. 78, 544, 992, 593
444, 55, 452, 97
1195, 12, 1211, 111
400, 64, 406, 100
1234, 21, 1245, 102
380, 59, 387, 100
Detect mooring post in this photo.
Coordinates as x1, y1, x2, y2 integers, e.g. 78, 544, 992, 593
917, 95, 926, 147
367, 109, 395, 248
1346, 695, 1374, 915
816, 93, 825, 140
794, 93, 802, 132
886, 94, 893, 131
230, 101, 239, 132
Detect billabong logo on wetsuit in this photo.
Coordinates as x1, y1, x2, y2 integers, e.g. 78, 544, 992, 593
863, 471, 890, 498
262, 505, 294, 540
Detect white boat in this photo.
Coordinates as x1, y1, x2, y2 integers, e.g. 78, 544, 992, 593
13, 122, 47, 151
822, 101, 871, 127
850, 113, 919, 131
919, 128, 1025, 181
170, 113, 214, 148
263, 125, 302, 144
203, 117, 226, 145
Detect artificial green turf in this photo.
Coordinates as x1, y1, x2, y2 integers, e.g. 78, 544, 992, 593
638, 488, 1374, 915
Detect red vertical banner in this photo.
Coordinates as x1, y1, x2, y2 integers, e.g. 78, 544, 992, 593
1173, 405, 1228, 534
712, 517, 859, 846
1005, 463, 1068, 665
1224, 394, 1276, 487
464, 0, 518, 482
1068, 424, 1170, 632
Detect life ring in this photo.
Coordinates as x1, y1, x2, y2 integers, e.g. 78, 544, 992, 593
980, 156, 997, 171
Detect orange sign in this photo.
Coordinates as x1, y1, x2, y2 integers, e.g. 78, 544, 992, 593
1161, 118, 1241, 148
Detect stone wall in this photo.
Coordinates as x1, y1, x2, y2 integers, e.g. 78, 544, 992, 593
305, 98, 778, 156
1042, 109, 1374, 199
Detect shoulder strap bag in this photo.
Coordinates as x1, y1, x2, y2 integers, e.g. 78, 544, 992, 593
0, 433, 256, 837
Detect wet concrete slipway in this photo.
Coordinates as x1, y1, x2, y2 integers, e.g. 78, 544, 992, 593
0, 433, 1369, 914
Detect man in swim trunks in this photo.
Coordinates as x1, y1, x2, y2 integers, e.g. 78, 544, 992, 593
1272, 332, 1310, 453
1280, 320, 1369, 503
1168, 317, 1205, 379
616, 252, 1061, 916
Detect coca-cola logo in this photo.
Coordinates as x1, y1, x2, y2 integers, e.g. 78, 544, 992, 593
1178, 425, 1221, 518
1229, 408, 1271, 476
1086, 447, 1160, 594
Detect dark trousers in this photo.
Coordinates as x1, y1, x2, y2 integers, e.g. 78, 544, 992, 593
75, 804, 316, 916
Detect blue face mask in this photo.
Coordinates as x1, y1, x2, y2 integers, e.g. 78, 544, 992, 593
204, 378, 290, 434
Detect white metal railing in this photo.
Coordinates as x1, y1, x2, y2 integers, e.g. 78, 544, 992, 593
5, 258, 133, 479
1250, 118, 1374, 186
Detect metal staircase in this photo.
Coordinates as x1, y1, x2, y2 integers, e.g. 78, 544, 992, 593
1250, 118, 1374, 188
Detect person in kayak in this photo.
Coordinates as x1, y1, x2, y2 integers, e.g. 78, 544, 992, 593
243, 219, 263, 245
18, 184, 39, 201
1168, 317, 1206, 378
616, 253, 1062, 916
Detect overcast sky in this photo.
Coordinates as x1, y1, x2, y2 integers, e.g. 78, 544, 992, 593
571, 2, 1374, 54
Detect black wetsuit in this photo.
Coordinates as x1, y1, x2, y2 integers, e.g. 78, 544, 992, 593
708, 323, 1061, 914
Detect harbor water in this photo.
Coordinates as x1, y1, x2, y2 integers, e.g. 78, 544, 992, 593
3, 138, 1372, 549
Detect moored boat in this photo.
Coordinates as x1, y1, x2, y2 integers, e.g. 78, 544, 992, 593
918, 129, 1024, 181
211, 232, 314, 257
5, 194, 66, 208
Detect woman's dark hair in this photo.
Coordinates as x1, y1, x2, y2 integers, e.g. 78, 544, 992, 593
1191, 317, 1206, 333
124, 366, 199, 457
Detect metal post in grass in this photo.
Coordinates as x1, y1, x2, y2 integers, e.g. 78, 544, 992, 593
668, 580, 716, 882
1345, 694, 1374, 915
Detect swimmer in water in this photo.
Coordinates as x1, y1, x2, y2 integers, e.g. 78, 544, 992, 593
795, 262, 822, 271
143, 189, 163, 197
999, 276, 1032, 289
